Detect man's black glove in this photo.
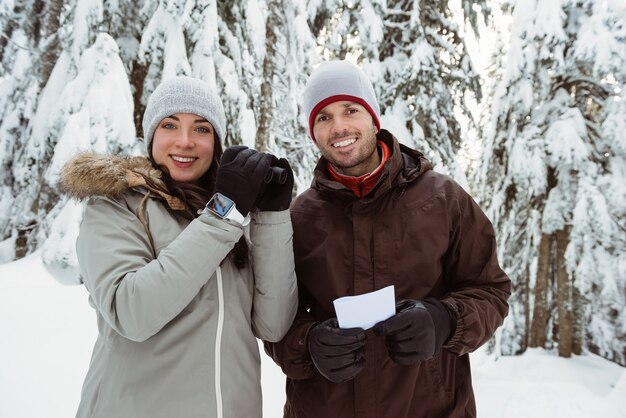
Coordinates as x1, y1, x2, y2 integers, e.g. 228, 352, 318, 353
373, 299, 453, 365
308, 318, 366, 383
215, 146, 273, 216
256, 156, 294, 211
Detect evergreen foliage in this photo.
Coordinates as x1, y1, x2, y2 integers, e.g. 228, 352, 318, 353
0, 0, 623, 364
476, 0, 625, 365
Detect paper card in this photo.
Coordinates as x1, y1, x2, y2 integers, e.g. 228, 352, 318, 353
333, 285, 396, 330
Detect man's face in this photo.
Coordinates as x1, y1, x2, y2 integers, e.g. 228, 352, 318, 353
312, 101, 379, 177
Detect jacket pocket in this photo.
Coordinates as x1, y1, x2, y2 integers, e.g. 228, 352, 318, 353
425, 349, 455, 396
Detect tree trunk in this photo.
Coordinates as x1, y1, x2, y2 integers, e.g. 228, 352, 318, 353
39, 0, 64, 88
130, 60, 148, 138
255, 1, 279, 152
556, 226, 573, 357
571, 283, 583, 355
529, 232, 552, 348
522, 263, 530, 352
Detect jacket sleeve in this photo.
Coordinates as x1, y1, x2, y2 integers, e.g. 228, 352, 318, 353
440, 184, 511, 356
263, 285, 318, 380
248, 210, 298, 342
76, 195, 243, 342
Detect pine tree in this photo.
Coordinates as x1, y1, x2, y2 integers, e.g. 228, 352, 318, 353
214, 0, 266, 147
0, 0, 84, 261
0, 0, 140, 272
1, 0, 623, 367
256, 0, 318, 192
476, 0, 626, 364
103, 0, 154, 135
0, 0, 307, 274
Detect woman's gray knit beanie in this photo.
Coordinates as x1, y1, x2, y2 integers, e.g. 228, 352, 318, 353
142, 76, 226, 155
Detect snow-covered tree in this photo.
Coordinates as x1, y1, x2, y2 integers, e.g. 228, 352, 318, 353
1, 0, 623, 366
256, 0, 319, 192
214, 0, 266, 147
39, 33, 137, 283
476, 0, 626, 365
0, 0, 114, 265
0, 0, 44, 261
0, 0, 311, 277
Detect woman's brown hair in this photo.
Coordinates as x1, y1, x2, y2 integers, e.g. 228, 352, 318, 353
148, 134, 249, 269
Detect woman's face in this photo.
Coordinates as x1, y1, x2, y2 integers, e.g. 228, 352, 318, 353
151, 113, 215, 183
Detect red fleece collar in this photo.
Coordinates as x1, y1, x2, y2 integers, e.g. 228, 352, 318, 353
327, 140, 390, 198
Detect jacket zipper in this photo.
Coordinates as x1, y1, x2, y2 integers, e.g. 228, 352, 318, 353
214, 267, 225, 418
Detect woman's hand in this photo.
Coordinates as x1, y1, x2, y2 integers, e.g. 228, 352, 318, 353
256, 156, 294, 211
215, 146, 273, 216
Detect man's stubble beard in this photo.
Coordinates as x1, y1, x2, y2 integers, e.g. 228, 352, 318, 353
321, 124, 378, 175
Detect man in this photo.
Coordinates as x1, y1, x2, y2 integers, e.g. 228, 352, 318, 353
265, 60, 511, 418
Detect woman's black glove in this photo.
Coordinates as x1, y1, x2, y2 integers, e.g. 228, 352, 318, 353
215, 146, 273, 216
373, 299, 453, 365
256, 156, 294, 211
308, 318, 366, 383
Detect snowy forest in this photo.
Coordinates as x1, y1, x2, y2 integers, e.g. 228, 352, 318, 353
0, 0, 624, 367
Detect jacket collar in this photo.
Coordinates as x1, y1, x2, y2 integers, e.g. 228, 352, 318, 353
311, 129, 432, 201
60, 152, 185, 210
326, 140, 391, 198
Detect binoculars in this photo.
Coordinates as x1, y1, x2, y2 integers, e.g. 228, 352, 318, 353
264, 166, 288, 185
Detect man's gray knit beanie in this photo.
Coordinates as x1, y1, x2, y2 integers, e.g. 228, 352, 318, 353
303, 60, 380, 141
142, 76, 226, 155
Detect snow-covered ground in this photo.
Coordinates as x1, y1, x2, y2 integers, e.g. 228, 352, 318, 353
1, 253, 624, 418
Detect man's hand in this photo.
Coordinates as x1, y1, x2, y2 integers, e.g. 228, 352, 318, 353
308, 318, 366, 383
373, 299, 453, 365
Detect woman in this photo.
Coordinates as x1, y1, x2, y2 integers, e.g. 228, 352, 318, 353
60, 76, 298, 418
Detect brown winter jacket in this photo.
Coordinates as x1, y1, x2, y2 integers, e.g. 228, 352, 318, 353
264, 131, 511, 418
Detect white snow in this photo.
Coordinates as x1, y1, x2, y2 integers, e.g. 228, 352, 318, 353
0, 253, 624, 418
0, 1, 625, 416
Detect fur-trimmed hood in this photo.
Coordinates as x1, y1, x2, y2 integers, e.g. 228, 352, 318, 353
59, 153, 185, 210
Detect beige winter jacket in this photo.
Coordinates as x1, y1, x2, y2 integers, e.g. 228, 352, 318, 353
61, 154, 298, 418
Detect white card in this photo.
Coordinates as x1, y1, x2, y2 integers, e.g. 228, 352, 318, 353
333, 285, 396, 330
